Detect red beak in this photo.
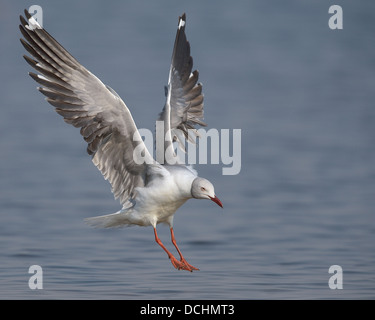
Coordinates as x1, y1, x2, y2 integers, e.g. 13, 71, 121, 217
209, 195, 223, 208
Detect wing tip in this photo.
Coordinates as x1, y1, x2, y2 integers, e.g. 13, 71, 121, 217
24, 9, 31, 20
178, 13, 186, 30
21, 8, 43, 31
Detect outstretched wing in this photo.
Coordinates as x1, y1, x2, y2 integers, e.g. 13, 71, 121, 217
158, 13, 206, 163
19, 9, 154, 205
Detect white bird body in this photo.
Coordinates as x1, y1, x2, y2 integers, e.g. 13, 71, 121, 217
20, 10, 222, 271
90, 165, 197, 228
135, 166, 195, 224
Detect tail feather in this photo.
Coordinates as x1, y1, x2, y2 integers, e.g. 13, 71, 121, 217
85, 210, 134, 228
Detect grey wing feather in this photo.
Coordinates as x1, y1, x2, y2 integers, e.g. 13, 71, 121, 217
158, 13, 206, 159
19, 9, 154, 205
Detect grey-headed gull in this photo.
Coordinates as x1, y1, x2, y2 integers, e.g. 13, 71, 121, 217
20, 10, 222, 271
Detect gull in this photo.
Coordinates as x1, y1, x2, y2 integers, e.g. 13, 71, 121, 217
19, 10, 223, 272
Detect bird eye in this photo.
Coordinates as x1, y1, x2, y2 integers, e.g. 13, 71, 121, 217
200, 187, 206, 191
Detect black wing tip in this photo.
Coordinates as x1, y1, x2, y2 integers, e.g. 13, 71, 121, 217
22, 53, 35, 65
178, 13, 186, 30
19, 14, 27, 28
20, 8, 43, 31
24, 9, 31, 19
20, 9, 31, 26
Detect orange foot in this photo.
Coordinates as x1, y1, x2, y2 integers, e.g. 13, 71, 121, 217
170, 256, 199, 272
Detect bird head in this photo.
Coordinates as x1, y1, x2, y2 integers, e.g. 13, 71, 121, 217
191, 177, 223, 208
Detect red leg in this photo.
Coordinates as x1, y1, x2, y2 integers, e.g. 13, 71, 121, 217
153, 227, 189, 271
170, 227, 199, 271
153, 228, 198, 271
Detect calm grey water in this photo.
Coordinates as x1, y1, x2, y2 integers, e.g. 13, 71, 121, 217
1, 0, 374, 299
